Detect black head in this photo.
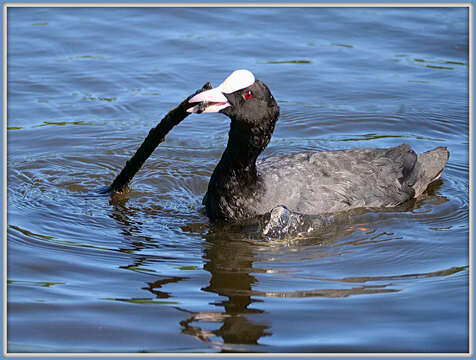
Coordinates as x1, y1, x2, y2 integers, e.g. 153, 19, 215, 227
187, 70, 280, 144
221, 79, 280, 127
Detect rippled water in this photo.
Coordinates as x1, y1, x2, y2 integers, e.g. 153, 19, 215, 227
7, 6, 469, 353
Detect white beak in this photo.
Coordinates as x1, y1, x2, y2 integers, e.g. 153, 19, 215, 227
187, 69, 255, 113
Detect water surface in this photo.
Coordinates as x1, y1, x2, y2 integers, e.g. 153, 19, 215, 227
7, 6, 469, 353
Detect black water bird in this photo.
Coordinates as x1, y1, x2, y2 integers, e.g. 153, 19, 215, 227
187, 70, 449, 222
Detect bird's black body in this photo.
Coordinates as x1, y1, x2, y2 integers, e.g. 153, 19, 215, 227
189, 70, 449, 223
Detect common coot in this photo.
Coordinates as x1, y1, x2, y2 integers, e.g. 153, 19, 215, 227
188, 70, 449, 223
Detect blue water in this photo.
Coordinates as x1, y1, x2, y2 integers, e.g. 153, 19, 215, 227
7, 6, 469, 353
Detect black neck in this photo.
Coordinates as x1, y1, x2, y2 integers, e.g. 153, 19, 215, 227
213, 118, 273, 186
221, 121, 263, 172
204, 116, 276, 221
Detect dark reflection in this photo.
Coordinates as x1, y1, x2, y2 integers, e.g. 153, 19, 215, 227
144, 276, 189, 299
170, 227, 273, 351
109, 199, 166, 253
202, 234, 259, 315
105, 200, 193, 307
193, 230, 270, 347
109, 199, 143, 238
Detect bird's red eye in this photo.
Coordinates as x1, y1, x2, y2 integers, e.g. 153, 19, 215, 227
244, 90, 253, 99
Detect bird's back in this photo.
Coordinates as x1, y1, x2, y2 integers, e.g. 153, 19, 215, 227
254, 144, 447, 216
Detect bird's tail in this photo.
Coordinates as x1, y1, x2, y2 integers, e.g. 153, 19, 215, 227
412, 147, 449, 197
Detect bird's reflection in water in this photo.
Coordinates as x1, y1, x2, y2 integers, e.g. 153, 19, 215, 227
178, 229, 272, 351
